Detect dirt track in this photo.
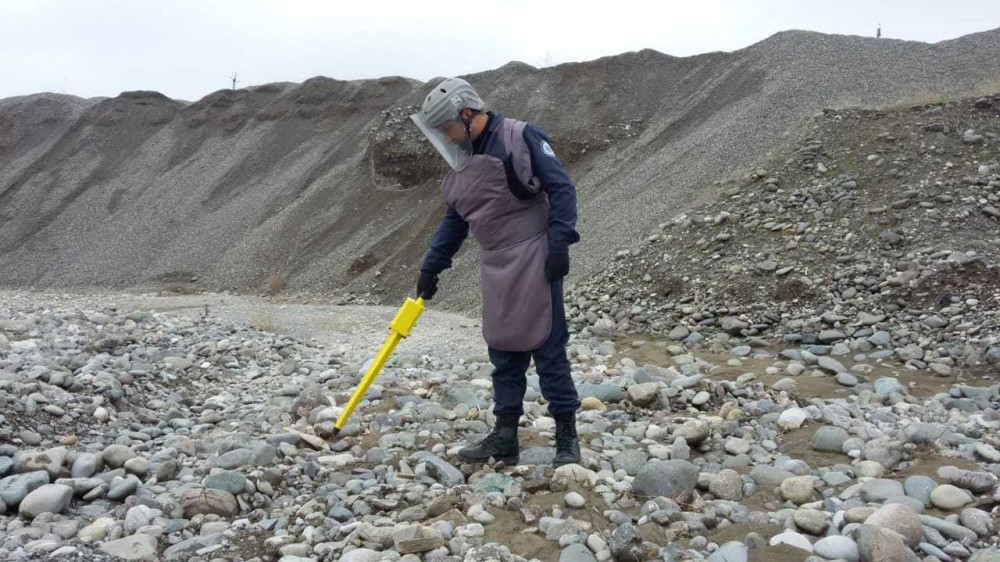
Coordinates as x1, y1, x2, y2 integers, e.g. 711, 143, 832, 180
0, 289, 486, 362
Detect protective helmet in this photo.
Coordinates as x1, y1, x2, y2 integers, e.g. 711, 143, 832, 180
410, 78, 484, 171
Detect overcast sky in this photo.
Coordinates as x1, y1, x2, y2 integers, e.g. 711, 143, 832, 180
2, 0, 997, 101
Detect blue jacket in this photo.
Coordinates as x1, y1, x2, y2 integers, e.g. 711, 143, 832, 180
421, 112, 580, 275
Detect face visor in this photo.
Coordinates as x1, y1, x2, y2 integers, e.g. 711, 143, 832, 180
410, 111, 474, 171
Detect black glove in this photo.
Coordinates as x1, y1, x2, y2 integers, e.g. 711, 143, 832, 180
417, 270, 439, 300
545, 252, 569, 282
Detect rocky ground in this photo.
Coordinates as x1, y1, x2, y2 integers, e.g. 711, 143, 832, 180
569, 95, 1000, 373
1, 285, 1000, 562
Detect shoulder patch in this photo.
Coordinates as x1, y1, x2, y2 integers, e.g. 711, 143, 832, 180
540, 140, 557, 158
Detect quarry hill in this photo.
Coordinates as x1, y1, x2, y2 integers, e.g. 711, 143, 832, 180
2, 28, 1000, 311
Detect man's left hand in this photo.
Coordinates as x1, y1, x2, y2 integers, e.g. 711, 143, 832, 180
545, 252, 569, 282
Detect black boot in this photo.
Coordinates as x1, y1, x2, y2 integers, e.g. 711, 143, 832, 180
458, 414, 520, 465
553, 411, 581, 467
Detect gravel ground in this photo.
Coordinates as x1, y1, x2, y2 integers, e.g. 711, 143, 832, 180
0, 290, 486, 363
3, 289, 1000, 562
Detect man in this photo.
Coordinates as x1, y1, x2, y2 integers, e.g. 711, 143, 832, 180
411, 77, 582, 467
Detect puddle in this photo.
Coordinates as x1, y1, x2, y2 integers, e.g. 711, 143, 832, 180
779, 425, 852, 469
749, 544, 812, 562
481, 487, 611, 561
702, 523, 810, 562
483, 508, 556, 560
705, 521, 784, 544
611, 336, 993, 400
895, 451, 981, 478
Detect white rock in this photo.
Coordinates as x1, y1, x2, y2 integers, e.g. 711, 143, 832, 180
340, 548, 381, 562
587, 533, 607, 553
565, 492, 586, 508
99, 534, 159, 561
865, 503, 921, 546
472, 510, 495, 524
11, 340, 39, 352
930, 484, 973, 510
724, 438, 751, 456
533, 417, 556, 431
778, 407, 807, 430
455, 523, 485, 538
814, 536, 859, 562
769, 531, 813, 552
648, 445, 671, 460
554, 464, 598, 485
975, 443, 1000, 463
124, 505, 161, 533
780, 476, 815, 505
18, 484, 73, 518
78, 518, 115, 542
855, 461, 885, 478
317, 454, 356, 467
163, 357, 193, 370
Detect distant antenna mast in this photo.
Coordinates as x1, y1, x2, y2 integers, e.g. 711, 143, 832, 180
877, 24, 881, 38
230, 72, 239, 90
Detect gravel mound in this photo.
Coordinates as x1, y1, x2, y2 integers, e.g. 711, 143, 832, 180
2, 30, 1000, 311
569, 94, 1000, 373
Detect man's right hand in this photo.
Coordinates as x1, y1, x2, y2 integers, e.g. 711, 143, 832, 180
417, 271, 439, 300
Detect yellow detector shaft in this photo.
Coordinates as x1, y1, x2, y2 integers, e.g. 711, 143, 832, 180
332, 296, 424, 436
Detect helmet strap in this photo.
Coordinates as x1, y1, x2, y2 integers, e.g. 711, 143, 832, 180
461, 112, 473, 137
460, 109, 479, 139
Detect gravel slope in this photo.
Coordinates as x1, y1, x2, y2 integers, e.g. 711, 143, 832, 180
1, 30, 1000, 312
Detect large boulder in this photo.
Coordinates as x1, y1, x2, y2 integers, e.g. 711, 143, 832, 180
633, 460, 699, 498
864, 504, 921, 546
780, 475, 815, 505
180, 488, 238, 518
18, 483, 73, 518
855, 525, 910, 562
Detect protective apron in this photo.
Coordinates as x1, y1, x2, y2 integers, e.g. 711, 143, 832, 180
442, 117, 552, 352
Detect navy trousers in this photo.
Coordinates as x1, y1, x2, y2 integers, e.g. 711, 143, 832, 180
488, 280, 580, 417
